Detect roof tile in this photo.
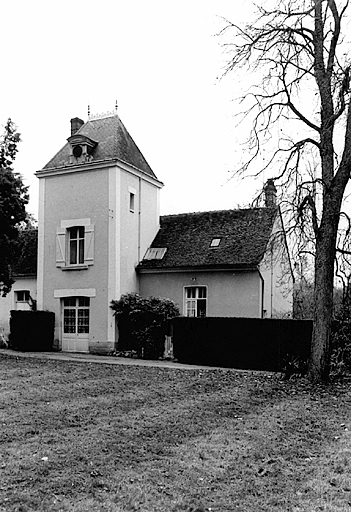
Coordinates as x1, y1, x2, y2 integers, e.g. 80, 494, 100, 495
42, 115, 157, 179
138, 208, 277, 270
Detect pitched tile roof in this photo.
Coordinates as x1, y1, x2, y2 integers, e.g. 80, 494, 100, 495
42, 114, 157, 179
137, 208, 278, 271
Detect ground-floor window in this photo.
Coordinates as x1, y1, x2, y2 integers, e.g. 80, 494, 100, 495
16, 290, 30, 303
15, 290, 32, 311
63, 297, 90, 334
184, 286, 207, 317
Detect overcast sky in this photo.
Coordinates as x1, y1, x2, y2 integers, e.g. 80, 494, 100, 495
2, 0, 262, 218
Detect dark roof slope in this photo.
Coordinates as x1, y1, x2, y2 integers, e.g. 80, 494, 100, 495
12, 229, 38, 276
42, 115, 157, 179
138, 208, 277, 270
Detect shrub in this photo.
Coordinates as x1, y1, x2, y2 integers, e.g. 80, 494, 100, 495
281, 354, 308, 380
110, 293, 180, 359
330, 320, 351, 379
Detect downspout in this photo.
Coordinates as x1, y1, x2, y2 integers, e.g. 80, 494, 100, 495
270, 250, 274, 317
258, 268, 265, 318
138, 177, 141, 262
137, 177, 141, 294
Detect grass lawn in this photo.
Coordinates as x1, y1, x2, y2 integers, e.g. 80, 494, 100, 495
1, 354, 351, 512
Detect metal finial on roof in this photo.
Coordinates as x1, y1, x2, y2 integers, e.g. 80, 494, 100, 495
115, 100, 118, 112
88, 105, 90, 118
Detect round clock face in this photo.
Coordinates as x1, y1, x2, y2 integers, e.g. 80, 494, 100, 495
73, 145, 83, 158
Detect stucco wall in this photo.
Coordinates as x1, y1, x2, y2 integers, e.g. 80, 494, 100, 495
37, 163, 161, 352
119, 170, 160, 297
139, 270, 262, 317
38, 167, 111, 349
0, 277, 37, 338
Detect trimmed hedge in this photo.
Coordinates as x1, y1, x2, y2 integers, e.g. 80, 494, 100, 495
172, 317, 312, 372
10, 310, 55, 351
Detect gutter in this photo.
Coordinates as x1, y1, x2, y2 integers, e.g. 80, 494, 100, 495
136, 265, 258, 274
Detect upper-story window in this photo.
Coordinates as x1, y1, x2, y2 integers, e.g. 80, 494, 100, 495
130, 192, 135, 212
56, 219, 94, 270
128, 186, 137, 213
69, 227, 85, 265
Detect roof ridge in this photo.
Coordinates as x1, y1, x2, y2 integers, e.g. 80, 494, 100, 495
160, 206, 273, 219
87, 111, 116, 121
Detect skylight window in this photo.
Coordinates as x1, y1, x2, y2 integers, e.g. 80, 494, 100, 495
144, 247, 167, 260
210, 238, 221, 248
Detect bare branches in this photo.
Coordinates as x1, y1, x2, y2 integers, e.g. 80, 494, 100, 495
327, 0, 342, 74
221, 0, 351, 381
221, 0, 351, 199
298, 194, 319, 234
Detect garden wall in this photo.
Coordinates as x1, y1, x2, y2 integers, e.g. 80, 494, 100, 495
171, 317, 313, 371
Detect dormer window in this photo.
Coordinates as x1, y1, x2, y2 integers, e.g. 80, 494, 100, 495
73, 145, 83, 158
144, 247, 167, 260
67, 133, 98, 164
210, 238, 221, 248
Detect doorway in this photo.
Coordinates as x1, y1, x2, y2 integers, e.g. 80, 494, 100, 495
62, 296, 90, 352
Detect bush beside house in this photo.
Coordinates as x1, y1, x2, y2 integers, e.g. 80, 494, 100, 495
110, 293, 180, 359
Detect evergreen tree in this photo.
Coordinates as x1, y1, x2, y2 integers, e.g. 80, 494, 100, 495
0, 119, 29, 295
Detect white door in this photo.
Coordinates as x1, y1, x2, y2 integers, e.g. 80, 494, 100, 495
62, 297, 90, 352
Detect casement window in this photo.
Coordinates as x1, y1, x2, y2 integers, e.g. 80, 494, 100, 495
16, 290, 30, 303
185, 286, 207, 317
63, 297, 90, 334
68, 226, 85, 265
56, 219, 94, 268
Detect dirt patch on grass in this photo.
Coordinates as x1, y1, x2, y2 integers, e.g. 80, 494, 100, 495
1, 353, 351, 511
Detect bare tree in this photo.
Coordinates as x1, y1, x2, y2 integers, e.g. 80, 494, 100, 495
221, 0, 351, 381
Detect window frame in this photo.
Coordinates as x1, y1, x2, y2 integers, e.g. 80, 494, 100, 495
62, 296, 90, 335
56, 218, 94, 269
129, 192, 135, 212
184, 286, 208, 317
68, 226, 85, 265
210, 238, 222, 248
15, 290, 30, 303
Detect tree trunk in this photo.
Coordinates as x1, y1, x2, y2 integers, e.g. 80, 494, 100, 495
308, 192, 341, 382
308, 238, 334, 382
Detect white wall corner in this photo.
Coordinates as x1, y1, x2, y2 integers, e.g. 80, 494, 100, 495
37, 178, 45, 309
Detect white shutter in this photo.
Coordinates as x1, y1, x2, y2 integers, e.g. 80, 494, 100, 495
84, 225, 94, 265
56, 228, 66, 267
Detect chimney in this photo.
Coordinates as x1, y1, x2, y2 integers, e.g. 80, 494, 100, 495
70, 117, 84, 136
264, 179, 277, 208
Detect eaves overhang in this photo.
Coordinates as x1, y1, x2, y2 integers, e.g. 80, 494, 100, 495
12, 273, 37, 279
35, 158, 164, 188
136, 264, 259, 274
